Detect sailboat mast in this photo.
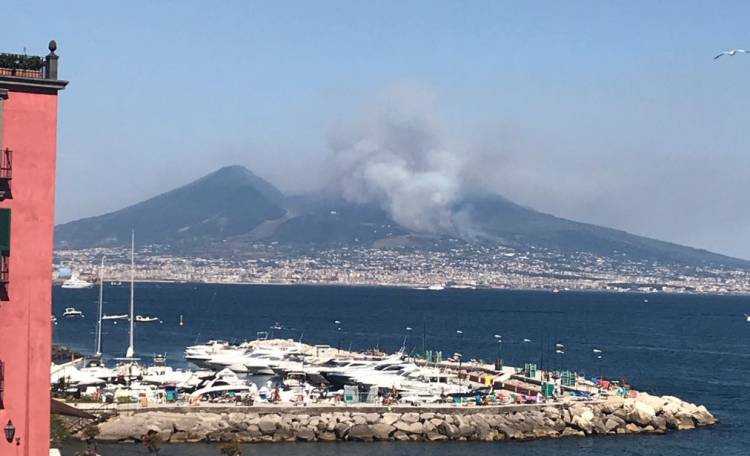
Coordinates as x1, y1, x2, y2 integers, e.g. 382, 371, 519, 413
95, 256, 104, 357
125, 230, 135, 358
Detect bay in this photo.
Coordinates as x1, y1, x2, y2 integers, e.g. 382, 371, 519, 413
53, 284, 750, 455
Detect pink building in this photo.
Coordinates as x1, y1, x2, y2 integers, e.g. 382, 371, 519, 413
0, 41, 67, 455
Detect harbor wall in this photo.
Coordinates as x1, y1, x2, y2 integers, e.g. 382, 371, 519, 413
90, 393, 716, 444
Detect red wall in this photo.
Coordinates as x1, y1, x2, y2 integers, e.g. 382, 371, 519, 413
0, 90, 59, 456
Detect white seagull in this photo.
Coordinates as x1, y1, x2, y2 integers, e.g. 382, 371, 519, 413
714, 49, 748, 60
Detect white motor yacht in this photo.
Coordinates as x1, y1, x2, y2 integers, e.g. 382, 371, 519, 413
61, 274, 94, 289
102, 314, 128, 321
62, 307, 84, 318
135, 315, 159, 323
141, 365, 196, 386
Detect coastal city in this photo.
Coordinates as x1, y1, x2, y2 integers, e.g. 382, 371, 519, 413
54, 242, 750, 294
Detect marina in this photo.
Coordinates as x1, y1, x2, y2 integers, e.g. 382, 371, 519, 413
49, 282, 747, 451
51, 337, 716, 444
49, 278, 721, 444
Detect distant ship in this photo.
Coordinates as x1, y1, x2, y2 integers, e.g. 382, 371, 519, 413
61, 274, 93, 289
102, 314, 128, 321
135, 315, 159, 323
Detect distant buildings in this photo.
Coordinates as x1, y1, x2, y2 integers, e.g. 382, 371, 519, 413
55, 241, 750, 295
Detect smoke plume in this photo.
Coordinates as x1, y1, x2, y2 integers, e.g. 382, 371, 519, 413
327, 86, 475, 234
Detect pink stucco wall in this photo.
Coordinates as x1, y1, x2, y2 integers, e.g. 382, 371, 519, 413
0, 89, 59, 456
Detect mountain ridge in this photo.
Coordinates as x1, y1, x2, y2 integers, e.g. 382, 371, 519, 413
54, 165, 750, 268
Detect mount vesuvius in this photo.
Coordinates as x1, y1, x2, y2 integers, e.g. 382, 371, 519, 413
54, 165, 749, 268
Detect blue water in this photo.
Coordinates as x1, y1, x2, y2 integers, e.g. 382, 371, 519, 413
53, 284, 750, 455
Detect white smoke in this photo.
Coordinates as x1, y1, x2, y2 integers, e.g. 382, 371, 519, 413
327, 86, 473, 234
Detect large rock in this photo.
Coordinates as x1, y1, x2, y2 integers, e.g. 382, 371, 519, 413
382, 413, 401, 425
296, 428, 316, 442
318, 432, 337, 442
348, 424, 375, 442
569, 407, 594, 434
543, 407, 562, 421
334, 422, 351, 439
371, 423, 395, 440
258, 417, 278, 435
692, 406, 717, 426
438, 422, 459, 439
393, 421, 412, 433
626, 400, 656, 426
604, 417, 624, 433
634, 393, 666, 414
402, 412, 420, 423
427, 432, 448, 441
393, 431, 411, 441
561, 427, 585, 438
406, 422, 424, 435
97, 417, 141, 442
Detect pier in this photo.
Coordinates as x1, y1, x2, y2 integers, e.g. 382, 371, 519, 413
51, 338, 717, 445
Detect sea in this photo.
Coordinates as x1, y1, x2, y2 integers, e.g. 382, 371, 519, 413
53, 283, 750, 456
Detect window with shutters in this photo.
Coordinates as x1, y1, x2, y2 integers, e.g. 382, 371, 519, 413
0, 149, 10, 201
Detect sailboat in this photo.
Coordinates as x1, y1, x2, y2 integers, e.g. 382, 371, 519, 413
121, 230, 138, 360
94, 256, 104, 358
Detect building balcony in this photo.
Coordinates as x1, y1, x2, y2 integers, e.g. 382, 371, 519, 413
0, 149, 11, 180
0, 255, 8, 285
0, 53, 45, 79
0, 67, 43, 79
0, 149, 10, 201
0, 41, 63, 82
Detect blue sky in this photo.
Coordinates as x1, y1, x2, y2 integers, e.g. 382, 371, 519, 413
2, 1, 750, 257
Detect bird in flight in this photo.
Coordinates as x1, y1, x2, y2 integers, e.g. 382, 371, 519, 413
714, 49, 748, 60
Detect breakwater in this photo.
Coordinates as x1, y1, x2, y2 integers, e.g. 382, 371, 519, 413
90, 393, 715, 444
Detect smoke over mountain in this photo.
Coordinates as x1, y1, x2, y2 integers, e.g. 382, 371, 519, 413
327, 87, 481, 235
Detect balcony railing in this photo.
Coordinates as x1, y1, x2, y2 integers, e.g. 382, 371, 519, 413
0, 149, 11, 180
0, 50, 53, 80
0, 255, 8, 284
0, 67, 44, 79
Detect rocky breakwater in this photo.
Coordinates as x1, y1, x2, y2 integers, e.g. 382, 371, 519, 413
92, 394, 716, 444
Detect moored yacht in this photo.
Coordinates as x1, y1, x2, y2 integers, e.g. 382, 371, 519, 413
62, 307, 84, 318
61, 273, 94, 289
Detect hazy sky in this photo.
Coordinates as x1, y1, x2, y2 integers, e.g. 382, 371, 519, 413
3, 1, 750, 258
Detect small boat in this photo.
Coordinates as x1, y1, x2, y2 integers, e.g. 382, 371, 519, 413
51, 315, 57, 325
427, 284, 445, 291
62, 307, 84, 318
135, 315, 159, 323
270, 322, 283, 330
179, 314, 184, 326
153, 353, 167, 365
745, 314, 750, 322
61, 274, 94, 289
102, 314, 128, 321
110, 281, 122, 286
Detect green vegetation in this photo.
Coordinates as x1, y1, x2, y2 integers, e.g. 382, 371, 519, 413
0, 53, 44, 70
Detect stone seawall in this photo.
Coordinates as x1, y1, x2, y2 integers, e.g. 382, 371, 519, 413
92, 394, 716, 444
